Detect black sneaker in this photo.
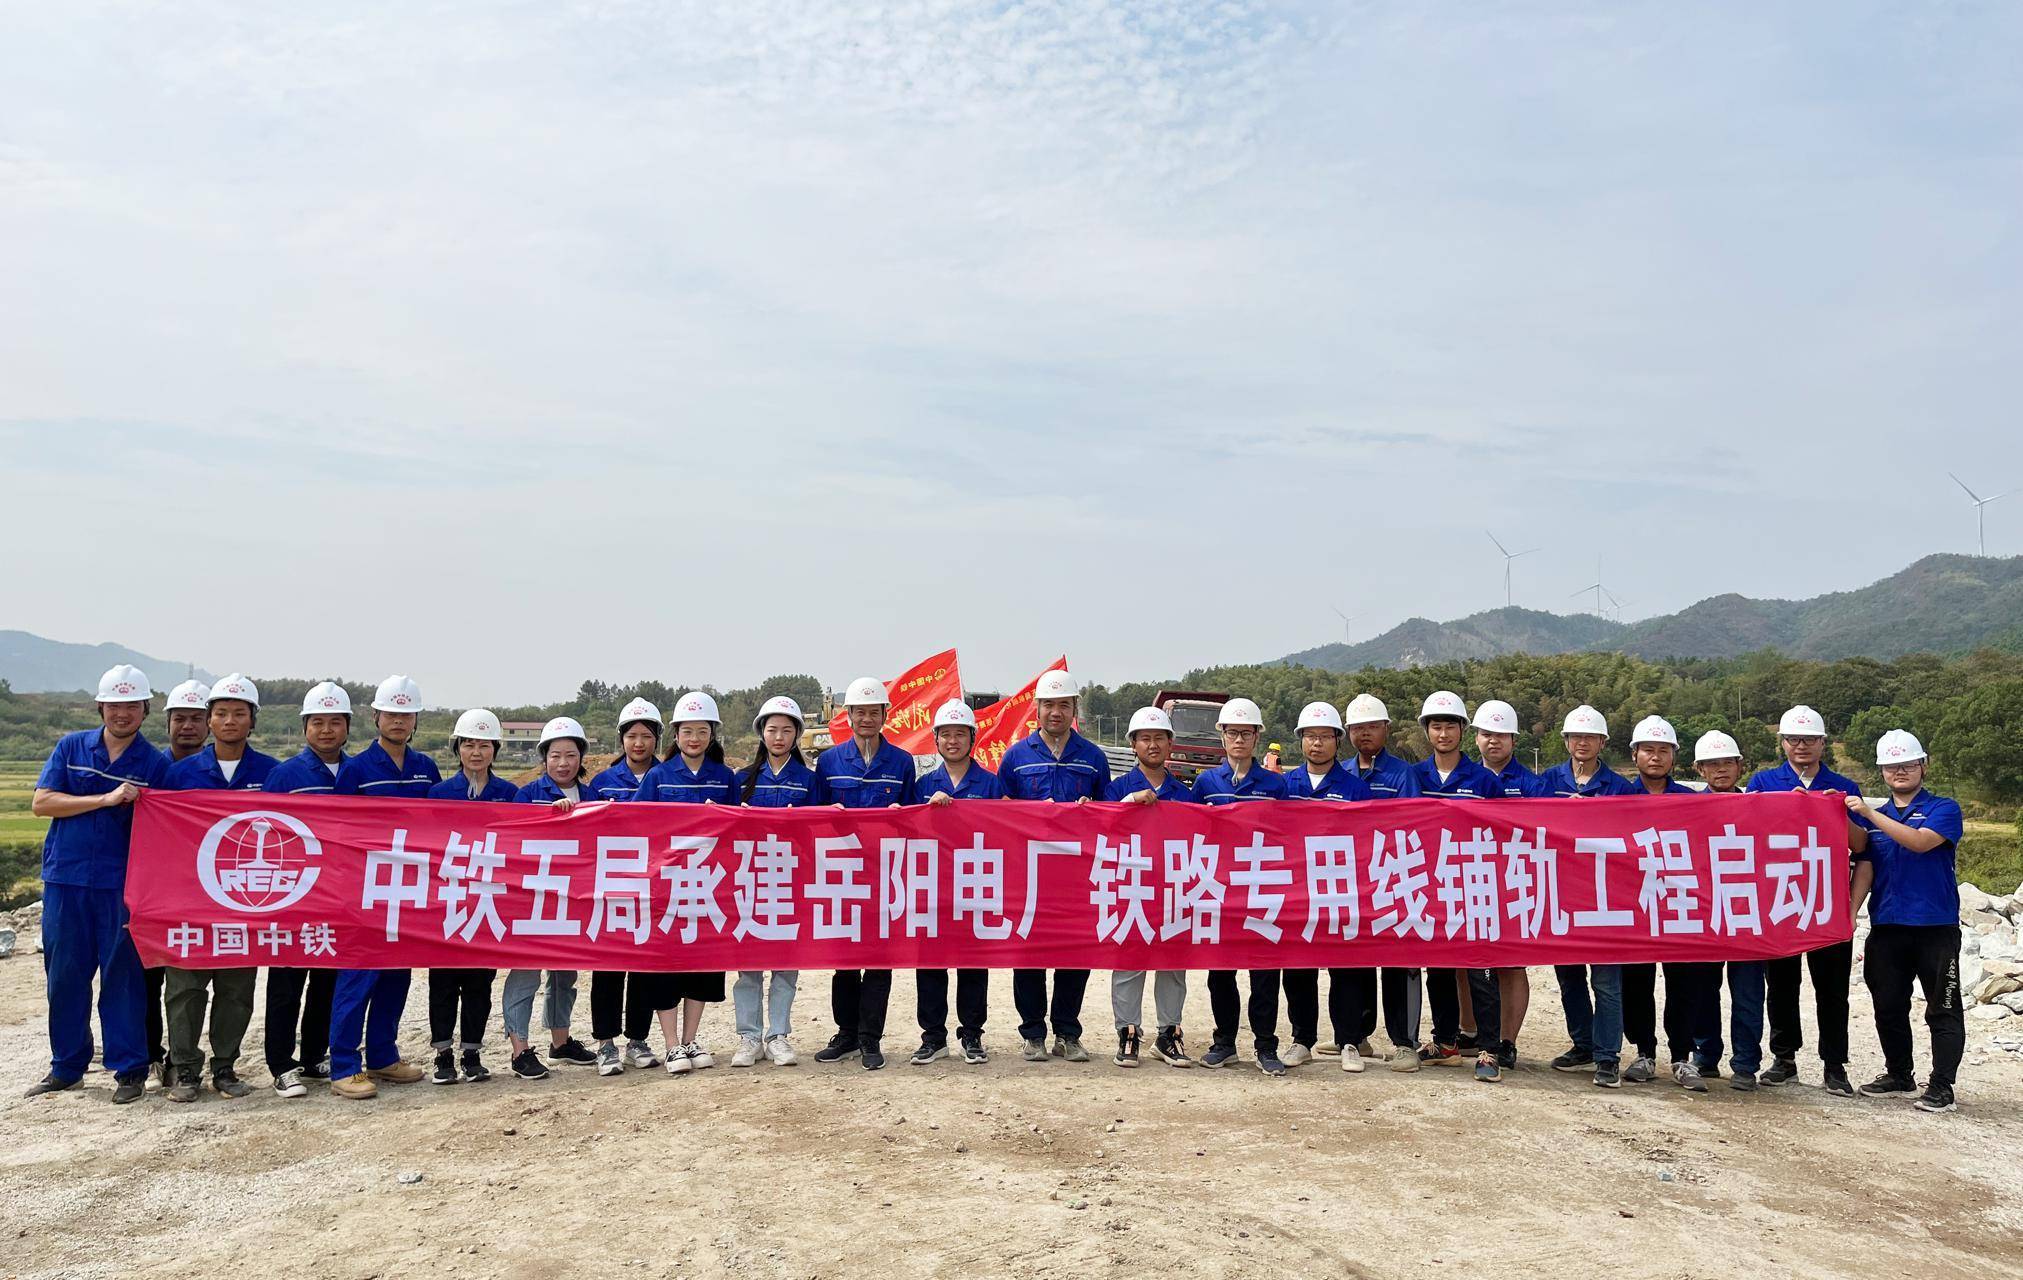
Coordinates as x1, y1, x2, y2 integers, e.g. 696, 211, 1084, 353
167, 1072, 201, 1103
1456, 1031, 1481, 1054
111, 1071, 146, 1105
814, 1034, 861, 1064
960, 1034, 987, 1065
1730, 1072, 1758, 1092
430, 1050, 458, 1085
547, 1038, 597, 1067
1200, 1042, 1237, 1069
1593, 1062, 1621, 1089
23, 1073, 80, 1099
1257, 1051, 1287, 1077
1153, 1027, 1194, 1068
1695, 1060, 1722, 1079
300, 1059, 332, 1081
1497, 1040, 1518, 1071
460, 1049, 491, 1083
1550, 1048, 1594, 1073
1859, 1072, 1917, 1098
1115, 1026, 1141, 1068
1822, 1067, 1853, 1098
909, 1039, 947, 1066
1759, 1057, 1798, 1087
510, 1049, 549, 1080
861, 1042, 885, 1071
1914, 1084, 1957, 1113
212, 1070, 251, 1099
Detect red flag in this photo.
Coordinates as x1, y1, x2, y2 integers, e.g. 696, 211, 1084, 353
972, 656, 1068, 773
827, 648, 962, 755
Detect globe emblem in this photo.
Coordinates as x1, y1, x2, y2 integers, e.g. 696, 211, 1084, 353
197, 810, 323, 913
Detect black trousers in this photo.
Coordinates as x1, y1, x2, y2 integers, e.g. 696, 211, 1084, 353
1379, 968, 1421, 1048
1662, 961, 1724, 1065
917, 969, 988, 1043
1207, 969, 1280, 1056
263, 966, 336, 1077
428, 968, 496, 1050
590, 971, 664, 1043
1621, 962, 1659, 1059
1767, 939, 1853, 1066
1428, 969, 1502, 1047
1334, 967, 1375, 1047
1012, 968, 1088, 1042
1280, 968, 1320, 1048
146, 965, 168, 1064
1866, 925, 1964, 1090
831, 969, 892, 1043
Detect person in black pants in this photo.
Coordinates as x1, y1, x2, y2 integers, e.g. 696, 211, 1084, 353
264, 967, 336, 1088
911, 702, 1003, 1065
1662, 962, 1724, 1090
427, 968, 495, 1082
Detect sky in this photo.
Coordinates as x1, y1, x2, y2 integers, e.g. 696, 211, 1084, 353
3, 1, 2019, 706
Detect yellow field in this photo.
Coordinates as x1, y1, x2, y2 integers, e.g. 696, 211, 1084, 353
0, 765, 44, 844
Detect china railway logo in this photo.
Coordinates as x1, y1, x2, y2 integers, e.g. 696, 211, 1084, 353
196, 810, 324, 913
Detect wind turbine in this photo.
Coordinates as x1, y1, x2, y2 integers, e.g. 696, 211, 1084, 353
1950, 472, 2007, 556
1569, 555, 1614, 619
1331, 605, 1362, 645
1486, 530, 1539, 608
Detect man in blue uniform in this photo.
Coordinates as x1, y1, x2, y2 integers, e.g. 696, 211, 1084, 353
1282, 702, 1372, 1074
1106, 705, 1205, 1068
912, 699, 1002, 1067
159, 674, 278, 1102
1745, 704, 1872, 1097
1621, 715, 1708, 1091
326, 675, 439, 1099
812, 676, 918, 1072
1340, 692, 1422, 1069
997, 669, 1111, 1064
1535, 705, 1638, 1081
1691, 730, 1766, 1091
1471, 698, 1533, 1080
260, 681, 352, 1097
144, 678, 210, 1083
1192, 698, 1293, 1076
1852, 730, 1965, 1114
1409, 692, 1505, 1073
26, 665, 166, 1104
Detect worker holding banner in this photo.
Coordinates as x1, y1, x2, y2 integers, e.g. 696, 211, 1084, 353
1622, 715, 1712, 1092
1107, 706, 1203, 1068
732, 694, 820, 1069
1282, 702, 1374, 1075
423, 708, 514, 1086
1409, 691, 1505, 1075
1342, 693, 1425, 1072
1470, 698, 1534, 1082
1691, 730, 1767, 1091
912, 700, 1003, 1066
997, 669, 1111, 1065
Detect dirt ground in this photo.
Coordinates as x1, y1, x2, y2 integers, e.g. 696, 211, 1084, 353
2, 955, 2019, 1280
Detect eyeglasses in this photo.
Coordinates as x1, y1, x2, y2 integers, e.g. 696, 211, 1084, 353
1220, 728, 1259, 741
1879, 762, 1923, 774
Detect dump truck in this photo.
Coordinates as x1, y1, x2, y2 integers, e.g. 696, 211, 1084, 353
1099, 689, 1232, 783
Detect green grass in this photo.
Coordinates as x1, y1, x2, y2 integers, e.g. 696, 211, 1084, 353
0, 765, 44, 845
1961, 821, 2023, 898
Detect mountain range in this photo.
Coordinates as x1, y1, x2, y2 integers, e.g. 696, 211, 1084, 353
0, 630, 214, 694
1277, 554, 2023, 671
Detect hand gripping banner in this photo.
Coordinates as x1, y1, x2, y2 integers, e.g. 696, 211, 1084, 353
126, 791, 1853, 971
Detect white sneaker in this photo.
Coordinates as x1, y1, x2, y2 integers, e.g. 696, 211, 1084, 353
623, 1040, 661, 1069
666, 1044, 696, 1075
765, 1035, 798, 1066
686, 1041, 716, 1071
272, 1069, 307, 1099
596, 1041, 624, 1077
1340, 1051, 1366, 1074
1282, 1044, 1312, 1068
730, 1036, 762, 1068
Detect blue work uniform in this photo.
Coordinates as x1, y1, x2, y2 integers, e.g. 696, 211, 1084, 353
1192, 761, 1292, 1057
162, 744, 280, 793
916, 761, 1005, 801
429, 772, 518, 802
1411, 755, 1507, 1051
1864, 787, 1968, 1089
1487, 758, 1540, 799
1534, 760, 1639, 797
913, 760, 1002, 1046
1191, 761, 1291, 805
516, 772, 599, 804
1282, 759, 1374, 1049
813, 736, 917, 1046
588, 759, 652, 803
997, 730, 1111, 802
1536, 757, 1636, 1064
1348, 749, 1422, 799
1104, 766, 1202, 803
262, 746, 348, 1081
1410, 755, 1505, 800
739, 757, 822, 808
631, 756, 741, 805
1283, 761, 1373, 802
1867, 789, 1965, 927
264, 747, 348, 795
36, 728, 168, 1082
327, 738, 441, 1081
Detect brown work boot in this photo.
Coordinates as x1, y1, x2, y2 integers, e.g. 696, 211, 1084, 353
330, 1072, 378, 1100
367, 1060, 424, 1085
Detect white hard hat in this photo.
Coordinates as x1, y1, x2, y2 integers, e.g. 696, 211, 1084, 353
1562, 705, 1609, 738
207, 673, 260, 708
1472, 699, 1519, 735
1630, 715, 1679, 748
96, 664, 152, 704
1034, 669, 1081, 700
163, 680, 211, 712
750, 695, 805, 735
452, 708, 503, 742
618, 697, 663, 731
301, 682, 353, 717
371, 675, 423, 713
670, 691, 721, 725
1692, 730, 1742, 764
1127, 707, 1175, 738
1876, 729, 1927, 766
1343, 693, 1390, 726
1418, 690, 1468, 724
1217, 698, 1264, 729
538, 716, 588, 752
1297, 702, 1344, 734
933, 700, 978, 732
1779, 705, 1827, 738
844, 677, 890, 708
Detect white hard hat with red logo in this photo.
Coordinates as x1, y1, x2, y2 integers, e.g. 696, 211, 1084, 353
750, 695, 804, 735
1034, 669, 1081, 700
164, 680, 211, 712
844, 677, 890, 708
933, 700, 977, 731
1692, 730, 1742, 763
207, 673, 260, 708
1876, 729, 1926, 765
1630, 715, 1678, 748
670, 691, 721, 725
619, 697, 663, 732
1418, 690, 1468, 724
1472, 699, 1519, 734
301, 682, 353, 717
1128, 707, 1174, 738
453, 708, 503, 742
1343, 694, 1389, 727
1778, 705, 1827, 738
538, 716, 588, 752
1217, 698, 1264, 729
96, 665, 152, 704
371, 675, 423, 713
1562, 705, 1609, 738
1298, 702, 1344, 733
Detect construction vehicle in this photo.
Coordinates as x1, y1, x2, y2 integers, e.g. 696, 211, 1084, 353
1099, 689, 1232, 782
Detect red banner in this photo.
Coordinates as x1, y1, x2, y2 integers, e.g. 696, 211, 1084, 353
971, 656, 1067, 773
825, 648, 960, 756
127, 791, 1852, 971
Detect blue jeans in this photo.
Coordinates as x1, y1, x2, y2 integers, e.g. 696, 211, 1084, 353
329, 969, 410, 1078
1726, 960, 1767, 1075
1588, 965, 1626, 1066
733, 970, 798, 1040
1555, 964, 1593, 1056
501, 970, 578, 1043
43, 883, 148, 1079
